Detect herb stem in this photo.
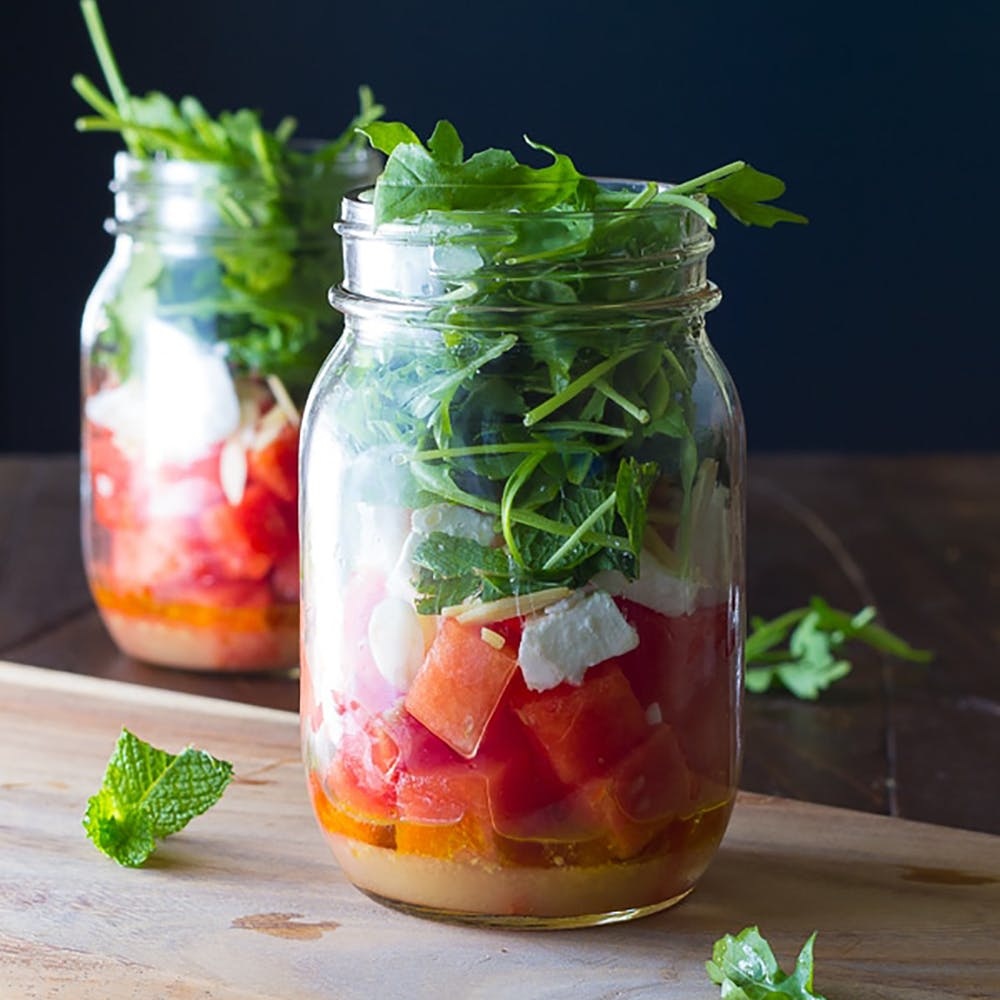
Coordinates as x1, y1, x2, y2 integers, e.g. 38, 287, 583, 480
409, 462, 631, 551
594, 378, 649, 424
501, 452, 548, 566
667, 160, 746, 196
71, 73, 120, 121
523, 346, 644, 427
542, 491, 617, 570
624, 181, 659, 210
539, 420, 630, 439
80, 0, 141, 156
410, 442, 552, 462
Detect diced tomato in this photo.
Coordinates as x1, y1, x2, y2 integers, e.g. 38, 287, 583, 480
404, 617, 519, 758
247, 423, 299, 503
513, 662, 649, 785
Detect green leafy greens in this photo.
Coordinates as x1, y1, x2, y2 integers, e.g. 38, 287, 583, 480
359, 119, 808, 228
333, 120, 804, 613
745, 597, 932, 699
707, 926, 828, 999
83, 728, 233, 867
73, 0, 383, 391
338, 121, 926, 698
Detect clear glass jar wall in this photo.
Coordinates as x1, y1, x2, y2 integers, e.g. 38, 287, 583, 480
300, 183, 746, 925
81, 148, 380, 671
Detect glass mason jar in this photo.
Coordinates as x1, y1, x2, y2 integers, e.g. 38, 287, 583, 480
300, 182, 745, 926
81, 147, 379, 671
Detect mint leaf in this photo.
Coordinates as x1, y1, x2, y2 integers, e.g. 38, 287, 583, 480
83, 728, 233, 867
706, 926, 827, 1000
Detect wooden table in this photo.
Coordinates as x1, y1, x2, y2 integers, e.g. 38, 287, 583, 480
2, 453, 998, 836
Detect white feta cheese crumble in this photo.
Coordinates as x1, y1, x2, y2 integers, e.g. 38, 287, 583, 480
592, 550, 698, 617
517, 590, 639, 692
368, 596, 426, 692
388, 503, 498, 602
410, 503, 496, 546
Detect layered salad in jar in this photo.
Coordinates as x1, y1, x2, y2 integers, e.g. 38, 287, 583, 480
301, 121, 804, 923
75, 0, 382, 669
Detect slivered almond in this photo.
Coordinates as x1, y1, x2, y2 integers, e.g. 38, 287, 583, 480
480, 627, 505, 650
445, 586, 572, 626
219, 436, 248, 506
252, 404, 288, 452
266, 374, 300, 427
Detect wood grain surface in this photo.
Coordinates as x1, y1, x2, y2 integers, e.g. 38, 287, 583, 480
2, 660, 999, 1000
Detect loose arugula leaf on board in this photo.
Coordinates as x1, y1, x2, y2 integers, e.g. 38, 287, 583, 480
706, 926, 827, 1000
83, 728, 233, 867
745, 598, 932, 699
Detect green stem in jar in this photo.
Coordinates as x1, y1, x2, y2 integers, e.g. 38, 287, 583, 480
594, 378, 650, 424
409, 461, 632, 552
522, 345, 645, 427
542, 491, 618, 571
79, 0, 140, 156
501, 451, 549, 566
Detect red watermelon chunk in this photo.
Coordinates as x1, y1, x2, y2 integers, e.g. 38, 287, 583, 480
404, 618, 519, 758
512, 662, 649, 786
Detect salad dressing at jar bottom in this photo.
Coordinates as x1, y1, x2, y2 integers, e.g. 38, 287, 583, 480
300, 182, 745, 925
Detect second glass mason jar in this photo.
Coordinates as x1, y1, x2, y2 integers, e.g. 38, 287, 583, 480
82, 147, 379, 671
301, 182, 746, 926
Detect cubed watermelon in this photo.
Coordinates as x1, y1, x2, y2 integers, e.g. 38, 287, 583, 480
512, 662, 649, 785
404, 618, 519, 758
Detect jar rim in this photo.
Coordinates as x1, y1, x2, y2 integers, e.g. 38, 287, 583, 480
110, 143, 380, 192
337, 177, 710, 234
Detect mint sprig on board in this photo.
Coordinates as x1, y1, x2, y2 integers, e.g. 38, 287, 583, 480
83, 728, 233, 867
707, 926, 828, 1000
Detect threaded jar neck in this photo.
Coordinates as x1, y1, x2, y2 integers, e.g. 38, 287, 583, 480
107, 147, 379, 245
331, 179, 722, 323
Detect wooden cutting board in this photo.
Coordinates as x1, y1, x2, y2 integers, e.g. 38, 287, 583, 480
2, 660, 998, 1000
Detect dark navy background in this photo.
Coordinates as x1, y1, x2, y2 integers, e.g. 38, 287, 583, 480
3, 1, 997, 452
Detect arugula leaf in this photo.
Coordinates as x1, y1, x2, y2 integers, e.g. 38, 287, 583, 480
358, 120, 803, 231
700, 165, 809, 228
83, 728, 233, 867
746, 598, 932, 698
706, 926, 827, 1000
358, 120, 594, 224
338, 120, 803, 613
